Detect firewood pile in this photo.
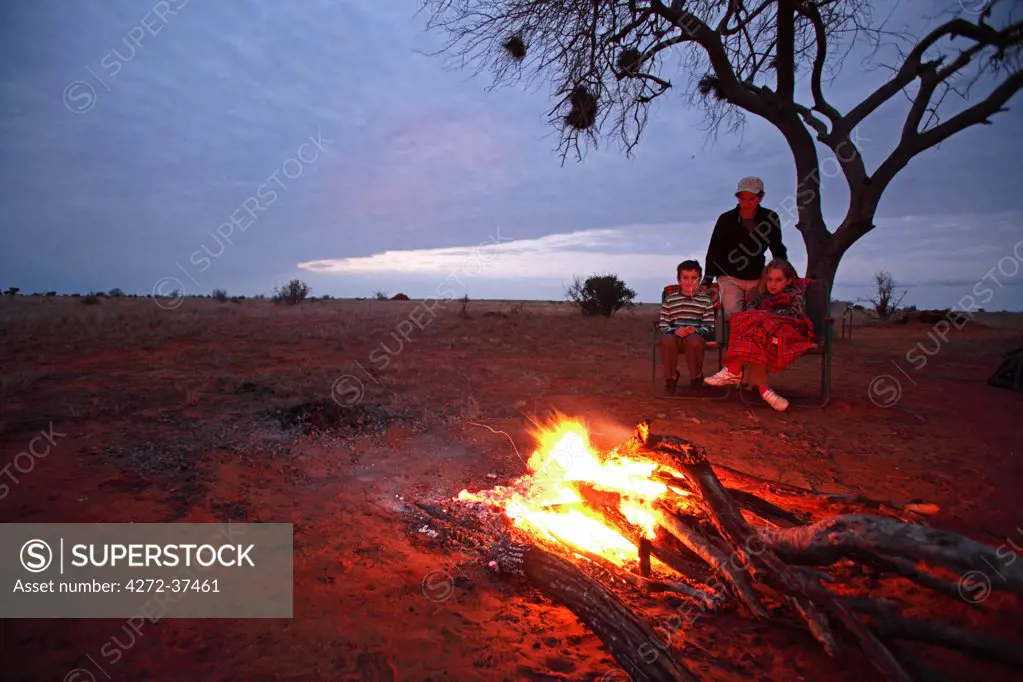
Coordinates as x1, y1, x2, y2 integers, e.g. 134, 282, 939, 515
404, 419, 1023, 682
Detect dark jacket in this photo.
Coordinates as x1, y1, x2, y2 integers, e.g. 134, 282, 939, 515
703, 205, 787, 282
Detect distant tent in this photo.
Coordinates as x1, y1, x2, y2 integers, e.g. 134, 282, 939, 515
988, 347, 1023, 394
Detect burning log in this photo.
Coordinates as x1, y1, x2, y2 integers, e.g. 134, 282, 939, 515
652, 470, 807, 527
575, 485, 706, 574
573, 542, 723, 608
638, 537, 652, 576
575, 483, 725, 607
653, 506, 768, 619
491, 535, 700, 682
646, 533, 726, 608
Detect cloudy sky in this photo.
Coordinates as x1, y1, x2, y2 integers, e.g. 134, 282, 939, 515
1, 0, 1021, 309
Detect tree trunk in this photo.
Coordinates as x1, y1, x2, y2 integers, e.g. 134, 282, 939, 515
806, 249, 841, 294
780, 115, 843, 295
784, 115, 875, 298
801, 223, 841, 293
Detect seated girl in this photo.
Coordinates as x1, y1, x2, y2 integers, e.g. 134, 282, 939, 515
704, 259, 814, 411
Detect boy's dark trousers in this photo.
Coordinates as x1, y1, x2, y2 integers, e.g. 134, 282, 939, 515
658, 332, 706, 380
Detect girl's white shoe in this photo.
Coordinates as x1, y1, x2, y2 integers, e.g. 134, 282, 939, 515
759, 387, 789, 412
705, 367, 742, 386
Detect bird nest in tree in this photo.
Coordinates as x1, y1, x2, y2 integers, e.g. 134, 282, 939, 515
565, 85, 598, 130
617, 47, 643, 76
403, 417, 1023, 682
502, 34, 527, 61
698, 74, 726, 101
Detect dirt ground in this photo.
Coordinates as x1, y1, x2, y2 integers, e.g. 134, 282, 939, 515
2, 295, 1021, 682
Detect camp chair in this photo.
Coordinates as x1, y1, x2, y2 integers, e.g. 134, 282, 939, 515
726, 278, 834, 408
650, 284, 731, 400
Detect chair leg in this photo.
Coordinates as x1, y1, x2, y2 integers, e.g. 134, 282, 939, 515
738, 371, 752, 404
651, 338, 657, 394
662, 348, 733, 401
821, 347, 832, 408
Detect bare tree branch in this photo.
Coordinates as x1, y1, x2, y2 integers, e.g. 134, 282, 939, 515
867, 67, 1023, 214
776, 0, 796, 101
838, 16, 1022, 139
794, 0, 842, 129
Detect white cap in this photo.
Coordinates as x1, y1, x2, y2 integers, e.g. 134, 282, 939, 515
735, 176, 764, 196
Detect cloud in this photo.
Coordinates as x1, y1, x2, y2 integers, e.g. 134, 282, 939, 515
297, 224, 708, 280
298, 210, 1023, 294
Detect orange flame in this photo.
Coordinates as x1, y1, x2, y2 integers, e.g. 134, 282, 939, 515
457, 414, 686, 567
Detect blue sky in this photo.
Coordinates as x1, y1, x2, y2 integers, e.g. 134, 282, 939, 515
1, 0, 1022, 310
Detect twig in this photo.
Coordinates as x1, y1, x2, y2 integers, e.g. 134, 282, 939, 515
468, 420, 528, 469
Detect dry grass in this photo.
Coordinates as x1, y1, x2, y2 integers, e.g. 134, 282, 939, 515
0, 297, 636, 436
0, 296, 645, 354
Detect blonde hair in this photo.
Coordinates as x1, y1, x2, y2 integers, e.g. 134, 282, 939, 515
758, 258, 798, 293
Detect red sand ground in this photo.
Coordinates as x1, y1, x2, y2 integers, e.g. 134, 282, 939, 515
1, 297, 1021, 681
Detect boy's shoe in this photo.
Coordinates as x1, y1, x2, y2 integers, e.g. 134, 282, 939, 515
759, 387, 789, 412
690, 376, 704, 388
664, 371, 680, 395
704, 367, 742, 386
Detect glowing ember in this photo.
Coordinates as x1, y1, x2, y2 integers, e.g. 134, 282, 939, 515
457, 414, 686, 567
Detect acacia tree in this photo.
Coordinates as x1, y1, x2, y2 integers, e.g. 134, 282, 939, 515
422, 0, 1023, 290
864, 270, 906, 318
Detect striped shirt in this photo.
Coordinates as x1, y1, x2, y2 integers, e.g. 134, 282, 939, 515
658, 286, 716, 338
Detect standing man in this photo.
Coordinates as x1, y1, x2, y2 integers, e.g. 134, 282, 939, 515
701, 177, 789, 316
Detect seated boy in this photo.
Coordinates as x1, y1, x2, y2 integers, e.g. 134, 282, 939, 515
657, 260, 716, 395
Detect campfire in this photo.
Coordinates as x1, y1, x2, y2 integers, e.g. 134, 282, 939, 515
407, 416, 1023, 682
456, 417, 673, 567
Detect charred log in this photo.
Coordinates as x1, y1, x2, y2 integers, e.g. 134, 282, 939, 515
651, 470, 807, 527
573, 543, 722, 609
491, 535, 700, 682
653, 506, 768, 619
858, 553, 972, 605
801, 582, 915, 682
712, 463, 940, 521
726, 488, 808, 527
847, 596, 1023, 669
758, 514, 1023, 597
